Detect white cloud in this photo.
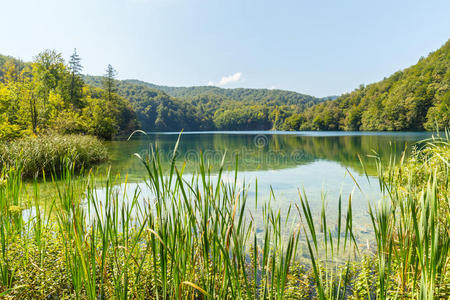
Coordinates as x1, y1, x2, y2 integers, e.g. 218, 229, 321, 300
219, 72, 242, 85
208, 72, 242, 86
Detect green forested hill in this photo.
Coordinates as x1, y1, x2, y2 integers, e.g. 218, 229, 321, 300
82, 76, 198, 131
287, 39, 450, 131
84, 39, 449, 133
2, 38, 448, 139
83, 75, 325, 131
0, 51, 137, 140
122, 79, 323, 107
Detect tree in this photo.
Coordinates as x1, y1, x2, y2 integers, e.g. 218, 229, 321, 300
103, 64, 117, 103
67, 48, 84, 108
0, 52, 138, 141
32, 50, 65, 107
344, 105, 361, 130
425, 91, 450, 130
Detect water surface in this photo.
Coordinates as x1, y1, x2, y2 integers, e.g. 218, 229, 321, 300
103, 131, 431, 244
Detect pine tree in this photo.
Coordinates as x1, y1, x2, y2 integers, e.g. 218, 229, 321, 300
103, 64, 117, 102
68, 48, 84, 108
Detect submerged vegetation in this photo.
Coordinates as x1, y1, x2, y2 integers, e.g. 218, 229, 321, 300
0, 134, 107, 178
0, 134, 448, 298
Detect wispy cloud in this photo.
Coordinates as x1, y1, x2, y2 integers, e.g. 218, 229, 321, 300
208, 72, 242, 86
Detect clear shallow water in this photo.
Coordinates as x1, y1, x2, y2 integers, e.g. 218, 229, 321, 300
102, 131, 432, 244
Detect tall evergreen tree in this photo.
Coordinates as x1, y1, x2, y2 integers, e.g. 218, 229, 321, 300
103, 64, 117, 102
68, 48, 84, 108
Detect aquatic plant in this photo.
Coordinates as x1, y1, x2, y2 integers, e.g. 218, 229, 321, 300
0, 134, 447, 298
0, 134, 108, 178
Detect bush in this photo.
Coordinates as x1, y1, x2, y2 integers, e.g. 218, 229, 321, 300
0, 134, 108, 177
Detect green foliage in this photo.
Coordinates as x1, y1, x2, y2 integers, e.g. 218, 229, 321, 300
286, 39, 450, 131
281, 113, 305, 131
385, 133, 449, 209
0, 51, 137, 141
103, 64, 117, 103
84, 76, 325, 131
123, 79, 321, 107
64, 48, 84, 108
367, 135, 450, 298
2, 39, 449, 135
2, 39, 448, 138
213, 105, 272, 130
0, 134, 108, 177
425, 90, 450, 130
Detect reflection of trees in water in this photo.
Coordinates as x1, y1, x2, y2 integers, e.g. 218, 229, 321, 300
299, 135, 409, 174
102, 134, 422, 178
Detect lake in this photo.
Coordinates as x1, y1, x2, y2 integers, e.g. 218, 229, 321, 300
102, 131, 432, 247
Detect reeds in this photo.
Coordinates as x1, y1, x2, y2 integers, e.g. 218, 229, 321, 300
368, 133, 449, 299
0, 134, 448, 299
0, 134, 108, 178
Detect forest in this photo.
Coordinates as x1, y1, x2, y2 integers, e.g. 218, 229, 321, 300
1, 39, 449, 141
82, 75, 325, 132
84, 38, 450, 133
0, 50, 137, 140
285, 39, 450, 131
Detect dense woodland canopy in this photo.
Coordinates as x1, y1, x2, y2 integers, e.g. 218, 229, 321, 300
123, 79, 325, 106
0, 39, 448, 140
84, 39, 450, 133
0, 50, 137, 140
82, 76, 326, 132
286, 39, 450, 131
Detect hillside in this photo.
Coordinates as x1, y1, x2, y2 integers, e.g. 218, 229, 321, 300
287, 39, 450, 131
123, 79, 324, 106
0, 51, 137, 140
2, 38, 448, 138
83, 75, 326, 131
85, 38, 450, 133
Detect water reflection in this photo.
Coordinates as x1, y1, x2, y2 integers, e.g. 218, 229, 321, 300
103, 131, 431, 179
101, 132, 431, 238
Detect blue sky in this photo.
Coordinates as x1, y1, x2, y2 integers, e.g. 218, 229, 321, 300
1, 0, 449, 97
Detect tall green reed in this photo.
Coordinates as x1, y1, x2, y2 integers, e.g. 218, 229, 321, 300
0, 133, 447, 299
